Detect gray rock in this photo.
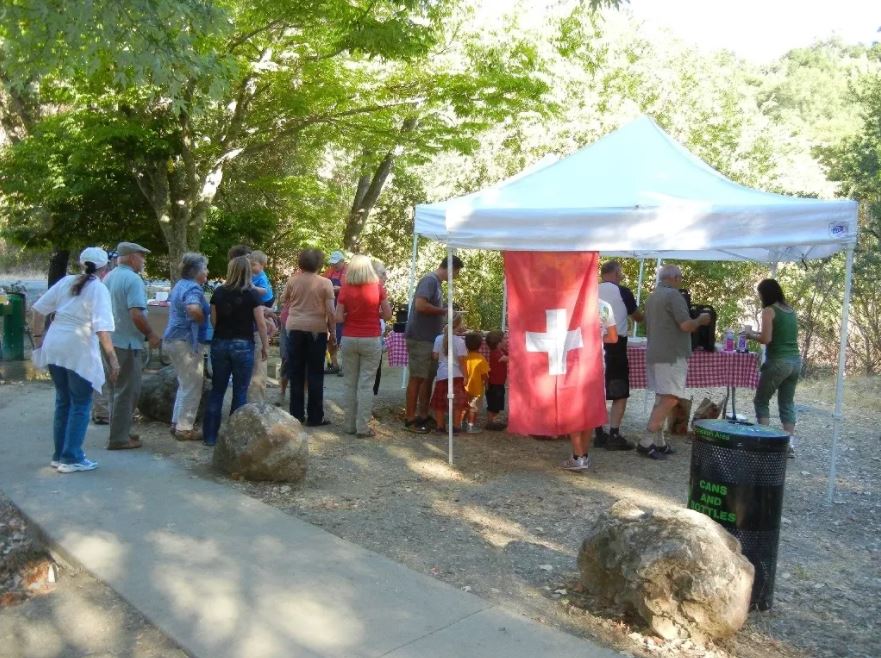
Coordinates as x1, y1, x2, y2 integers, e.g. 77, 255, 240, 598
213, 403, 308, 482
138, 365, 208, 424
577, 500, 754, 642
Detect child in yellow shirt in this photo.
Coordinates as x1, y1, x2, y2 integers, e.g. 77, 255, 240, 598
463, 332, 490, 433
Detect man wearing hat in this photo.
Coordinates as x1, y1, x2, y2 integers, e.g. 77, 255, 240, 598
103, 242, 161, 450
322, 250, 347, 376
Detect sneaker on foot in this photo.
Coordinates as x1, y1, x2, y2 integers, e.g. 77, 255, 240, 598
50, 460, 61, 469
560, 455, 590, 471
636, 444, 667, 460
465, 422, 482, 434
657, 444, 675, 455
604, 434, 635, 451
57, 459, 98, 473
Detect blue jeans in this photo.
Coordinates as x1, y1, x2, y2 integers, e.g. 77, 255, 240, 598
754, 356, 801, 426
48, 365, 93, 464
202, 339, 255, 444
288, 330, 327, 424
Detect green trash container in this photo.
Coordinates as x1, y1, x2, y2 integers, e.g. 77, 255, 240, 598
1, 292, 26, 360
688, 419, 790, 610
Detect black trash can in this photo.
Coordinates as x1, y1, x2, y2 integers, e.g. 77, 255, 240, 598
688, 419, 790, 610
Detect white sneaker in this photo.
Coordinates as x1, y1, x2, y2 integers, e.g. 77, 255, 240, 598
465, 422, 482, 434
560, 455, 590, 471
50, 460, 61, 469
57, 459, 98, 474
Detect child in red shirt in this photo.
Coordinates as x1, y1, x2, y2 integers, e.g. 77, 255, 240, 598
484, 330, 508, 431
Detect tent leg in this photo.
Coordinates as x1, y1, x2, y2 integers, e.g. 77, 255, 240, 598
827, 244, 855, 504
402, 229, 418, 389
643, 258, 663, 418
447, 246, 455, 466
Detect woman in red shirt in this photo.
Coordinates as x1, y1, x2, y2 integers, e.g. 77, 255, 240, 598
335, 255, 392, 438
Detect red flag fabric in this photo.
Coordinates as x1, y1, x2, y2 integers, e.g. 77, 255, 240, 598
504, 251, 607, 436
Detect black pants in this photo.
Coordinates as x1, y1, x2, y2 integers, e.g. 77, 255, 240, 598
288, 330, 327, 424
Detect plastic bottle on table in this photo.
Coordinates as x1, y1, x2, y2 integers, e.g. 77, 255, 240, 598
736, 331, 748, 353
724, 328, 735, 352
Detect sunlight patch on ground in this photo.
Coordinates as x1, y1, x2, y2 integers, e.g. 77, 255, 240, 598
433, 499, 572, 554
62, 530, 129, 581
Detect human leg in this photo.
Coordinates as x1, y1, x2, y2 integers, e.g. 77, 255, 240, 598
202, 341, 233, 445
60, 368, 94, 464
288, 330, 307, 422
753, 359, 791, 424
229, 340, 255, 415
777, 358, 801, 434
48, 365, 71, 463
355, 338, 382, 434
341, 337, 359, 432
108, 348, 142, 448
305, 332, 328, 425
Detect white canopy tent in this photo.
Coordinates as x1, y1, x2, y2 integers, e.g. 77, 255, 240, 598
411, 116, 858, 501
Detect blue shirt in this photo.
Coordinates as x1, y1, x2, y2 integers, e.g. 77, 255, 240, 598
163, 279, 209, 351
252, 270, 273, 304
105, 264, 148, 349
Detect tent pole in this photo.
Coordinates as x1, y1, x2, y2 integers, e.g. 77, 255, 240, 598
827, 243, 855, 503
447, 245, 455, 466
634, 258, 646, 336
403, 228, 418, 389
643, 258, 663, 418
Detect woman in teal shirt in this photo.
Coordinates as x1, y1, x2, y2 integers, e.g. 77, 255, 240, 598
746, 279, 800, 455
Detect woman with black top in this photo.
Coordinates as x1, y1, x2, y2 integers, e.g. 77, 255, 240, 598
202, 256, 269, 446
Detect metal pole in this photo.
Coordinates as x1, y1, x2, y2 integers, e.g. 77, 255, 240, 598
634, 257, 646, 336
447, 245, 455, 466
827, 244, 855, 503
402, 228, 419, 389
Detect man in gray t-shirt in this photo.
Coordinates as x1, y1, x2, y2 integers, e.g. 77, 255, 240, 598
640, 265, 710, 460
404, 255, 463, 432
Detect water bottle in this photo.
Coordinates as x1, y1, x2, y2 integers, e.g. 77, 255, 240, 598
724, 328, 735, 352
736, 331, 748, 353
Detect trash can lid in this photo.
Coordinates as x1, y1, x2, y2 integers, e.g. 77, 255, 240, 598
694, 419, 789, 441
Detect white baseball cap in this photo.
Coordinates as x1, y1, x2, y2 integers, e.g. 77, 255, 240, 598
328, 250, 345, 264
79, 247, 109, 269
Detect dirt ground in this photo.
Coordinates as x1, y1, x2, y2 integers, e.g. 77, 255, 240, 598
121, 364, 879, 658
3, 364, 879, 658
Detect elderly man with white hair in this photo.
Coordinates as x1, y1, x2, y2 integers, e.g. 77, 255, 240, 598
642, 264, 711, 459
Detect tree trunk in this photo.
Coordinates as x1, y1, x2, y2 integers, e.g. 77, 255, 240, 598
47, 249, 69, 287
342, 116, 418, 251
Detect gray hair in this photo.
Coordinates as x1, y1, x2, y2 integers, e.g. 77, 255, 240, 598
658, 264, 682, 283
179, 252, 209, 280
371, 259, 387, 282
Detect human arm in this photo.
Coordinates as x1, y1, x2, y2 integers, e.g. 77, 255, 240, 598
379, 285, 392, 322
748, 307, 775, 345
97, 331, 120, 383
253, 301, 269, 361
604, 324, 619, 344
668, 293, 710, 333
130, 308, 161, 348
334, 302, 346, 325
324, 282, 337, 346
413, 296, 446, 316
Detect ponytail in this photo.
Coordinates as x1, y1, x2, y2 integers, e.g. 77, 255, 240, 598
72, 262, 98, 296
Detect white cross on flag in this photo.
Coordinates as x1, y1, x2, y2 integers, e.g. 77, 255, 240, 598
504, 251, 607, 436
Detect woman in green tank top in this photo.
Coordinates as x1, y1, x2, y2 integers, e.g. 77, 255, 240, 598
746, 279, 801, 456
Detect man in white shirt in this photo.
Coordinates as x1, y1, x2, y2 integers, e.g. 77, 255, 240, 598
595, 260, 644, 450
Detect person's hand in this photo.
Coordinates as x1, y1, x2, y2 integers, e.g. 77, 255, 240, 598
261, 345, 268, 362
147, 333, 161, 349
698, 312, 712, 326
108, 360, 121, 384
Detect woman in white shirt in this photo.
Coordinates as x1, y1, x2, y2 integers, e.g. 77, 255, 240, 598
32, 248, 120, 473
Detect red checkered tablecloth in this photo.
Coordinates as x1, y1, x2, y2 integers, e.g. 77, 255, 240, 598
385, 331, 491, 367
627, 344, 760, 389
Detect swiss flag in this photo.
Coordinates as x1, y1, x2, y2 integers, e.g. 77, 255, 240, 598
504, 251, 607, 436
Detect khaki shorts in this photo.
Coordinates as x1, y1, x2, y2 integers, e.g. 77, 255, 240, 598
647, 358, 688, 399
407, 339, 438, 380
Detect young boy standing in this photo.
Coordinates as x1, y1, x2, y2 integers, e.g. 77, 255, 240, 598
250, 250, 274, 307
484, 330, 508, 431
463, 332, 489, 433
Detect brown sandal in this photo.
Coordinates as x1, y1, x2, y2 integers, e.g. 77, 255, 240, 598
175, 430, 202, 442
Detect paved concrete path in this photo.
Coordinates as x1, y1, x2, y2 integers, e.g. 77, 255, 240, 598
0, 385, 620, 658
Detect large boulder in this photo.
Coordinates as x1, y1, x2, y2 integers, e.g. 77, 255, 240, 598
577, 500, 754, 642
213, 403, 308, 482
138, 365, 208, 424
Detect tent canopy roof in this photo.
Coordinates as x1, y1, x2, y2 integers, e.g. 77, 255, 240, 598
414, 117, 858, 262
